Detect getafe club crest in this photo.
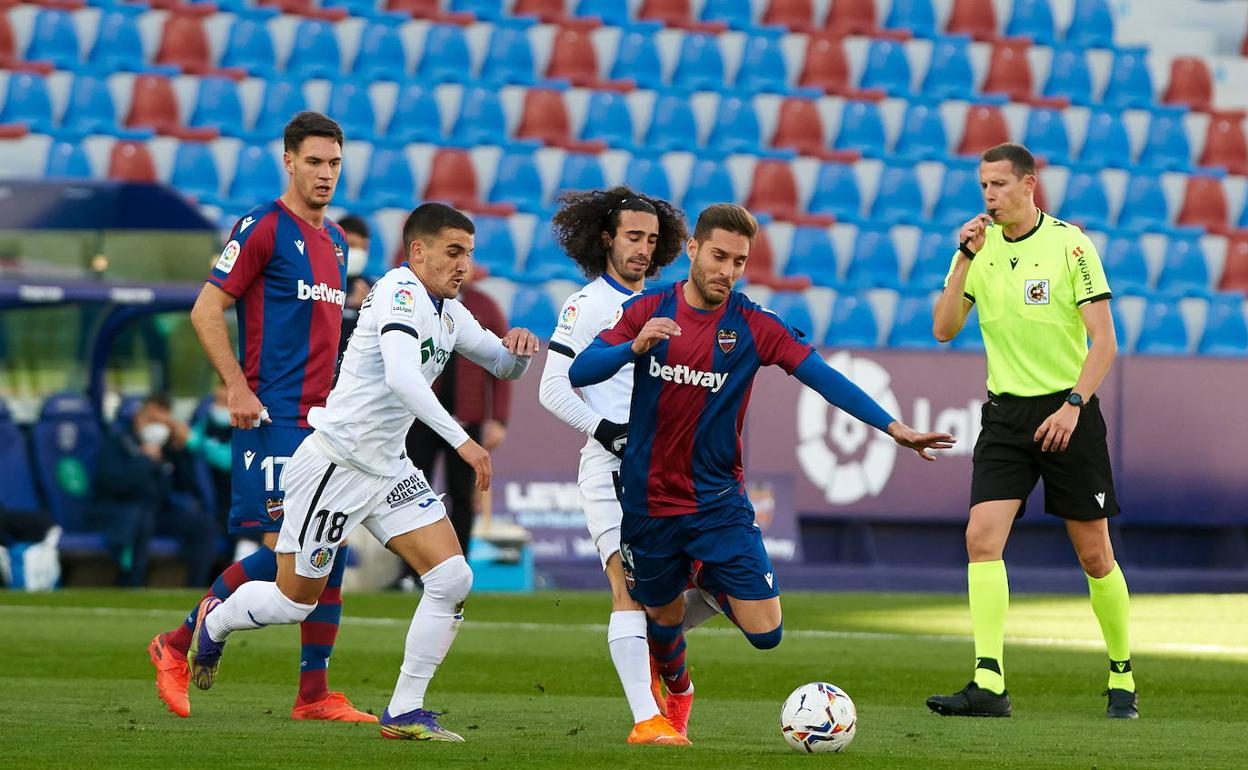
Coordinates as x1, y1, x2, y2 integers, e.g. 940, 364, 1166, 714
717, 329, 738, 353
310, 547, 335, 569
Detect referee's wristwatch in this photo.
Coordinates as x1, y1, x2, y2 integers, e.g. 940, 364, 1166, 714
1065, 392, 1085, 408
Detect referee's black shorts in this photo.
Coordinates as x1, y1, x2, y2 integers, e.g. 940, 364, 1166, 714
970, 391, 1120, 521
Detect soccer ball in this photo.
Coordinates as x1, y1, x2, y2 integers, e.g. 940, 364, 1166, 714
780, 682, 857, 753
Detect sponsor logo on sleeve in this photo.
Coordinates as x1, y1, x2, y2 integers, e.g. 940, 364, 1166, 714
392, 288, 415, 316
557, 303, 578, 334
444, 313, 455, 334
215, 240, 241, 274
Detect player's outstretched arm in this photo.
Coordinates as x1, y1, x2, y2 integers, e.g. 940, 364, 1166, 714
569, 317, 681, 387
190, 283, 265, 430
454, 313, 536, 381
539, 349, 608, 434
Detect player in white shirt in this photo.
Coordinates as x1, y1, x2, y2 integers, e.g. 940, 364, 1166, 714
537, 187, 694, 745
184, 203, 539, 742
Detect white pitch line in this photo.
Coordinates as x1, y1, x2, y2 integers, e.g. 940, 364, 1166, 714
3, 603, 1246, 657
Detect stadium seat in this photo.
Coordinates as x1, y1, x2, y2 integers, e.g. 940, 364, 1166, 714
471, 215, 519, 279
907, 228, 955, 290
0, 72, 54, 133
156, 12, 217, 75
579, 91, 635, 149
610, 25, 664, 89
799, 33, 852, 95
1006, 0, 1056, 46
416, 24, 472, 83
546, 23, 608, 88
285, 20, 342, 80
557, 152, 606, 195
624, 156, 673, 200
859, 38, 912, 97
702, 0, 752, 28
481, 20, 538, 85
1100, 231, 1150, 294
518, 88, 602, 151
639, 0, 696, 28
783, 225, 839, 287
1134, 299, 1188, 354
884, 0, 935, 37
1176, 175, 1229, 234
576, 0, 633, 27
226, 144, 281, 205
327, 81, 377, 142
1220, 232, 1248, 292
1066, 0, 1115, 49
1059, 169, 1110, 226
524, 219, 583, 282
1042, 46, 1093, 105
808, 161, 862, 221
1163, 56, 1213, 113
671, 32, 725, 91
514, 0, 571, 22
189, 77, 245, 137
88, 8, 150, 73
1023, 107, 1071, 165
767, 292, 817, 340
385, 82, 443, 144
945, 0, 998, 41
1156, 231, 1210, 295
45, 140, 91, 178
125, 74, 182, 135
826, 0, 878, 35
869, 162, 924, 226
449, 0, 504, 20
1138, 106, 1192, 171
957, 103, 1009, 156
356, 147, 415, 211
771, 97, 827, 157
1199, 112, 1248, 176
489, 150, 545, 212
60, 74, 123, 137
744, 225, 811, 289
425, 148, 482, 210
108, 141, 157, 182
682, 158, 736, 216
833, 100, 887, 156
707, 96, 762, 153
982, 39, 1033, 102
451, 87, 509, 146
353, 20, 407, 82
1198, 294, 1248, 356
1117, 173, 1169, 231
746, 159, 804, 222
932, 162, 982, 228
221, 16, 278, 78
823, 291, 878, 346
1101, 47, 1153, 109
920, 34, 975, 101
0, 399, 41, 514
510, 286, 560, 330
764, 0, 815, 31
170, 140, 221, 206
31, 392, 101, 532
25, 9, 79, 70
846, 224, 901, 289
735, 31, 789, 94
893, 100, 948, 161
251, 78, 307, 139
1078, 109, 1131, 168
887, 293, 939, 347
645, 93, 700, 152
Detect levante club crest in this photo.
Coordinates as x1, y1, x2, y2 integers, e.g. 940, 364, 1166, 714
717, 329, 738, 353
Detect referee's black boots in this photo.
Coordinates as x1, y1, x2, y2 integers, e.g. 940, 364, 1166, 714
1104, 688, 1140, 719
926, 682, 1012, 717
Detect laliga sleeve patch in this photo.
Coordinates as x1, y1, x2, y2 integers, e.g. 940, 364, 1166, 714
215, 240, 241, 274
557, 303, 579, 334
391, 287, 416, 316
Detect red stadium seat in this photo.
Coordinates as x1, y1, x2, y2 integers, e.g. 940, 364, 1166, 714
424, 148, 515, 217
772, 97, 825, 156
108, 140, 156, 182
1199, 111, 1248, 176
125, 73, 217, 139
1220, 231, 1248, 292
515, 88, 606, 152
156, 12, 243, 77
826, 0, 877, 35
982, 39, 1033, 102
799, 33, 850, 94
0, 7, 53, 72
763, 0, 815, 31
1176, 175, 1230, 235
747, 160, 801, 221
546, 21, 630, 89
958, 104, 1010, 156
945, 0, 998, 40
744, 224, 812, 290
1163, 56, 1213, 113
514, 0, 568, 22
386, 0, 473, 22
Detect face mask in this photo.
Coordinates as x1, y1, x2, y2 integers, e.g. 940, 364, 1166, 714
209, 404, 231, 427
139, 422, 171, 447
347, 246, 368, 279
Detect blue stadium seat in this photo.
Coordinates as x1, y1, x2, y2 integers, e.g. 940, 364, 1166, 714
784, 226, 839, 288
450, 0, 504, 20
327, 81, 377, 142
489, 151, 545, 213
45, 141, 92, 178
417, 24, 472, 83
1007, 0, 1057, 46
1138, 106, 1192, 171
31, 392, 101, 532
251, 79, 307, 139
1059, 169, 1110, 225
672, 32, 725, 91
581, 91, 635, 149
1078, 110, 1131, 168
60, 74, 122, 137
523, 220, 582, 283
356, 147, 415, 211
1100, 231, 1150, 294
1134, 299, 1188, 354
170, 141, 221, 205
644, 93, 700, 152
767, 292, 816, 340
846, 225, 902, 289
221, 17, 278, 78
808, 161, 862, 222
869, 163, 924, 226
706, 96, 762, 153
885, 0, 937, 38
26, 9, 80, 70
385, 82, 443, 144
88, 8, 150, 73
624, 156, 673, 201
322, 0, 379, 13
735, 31, 788, 94
1066, 0, 1115, 49
0, 73, 54, 133
931, 162, 982, 228
510, 286, 559, 331
1042, 46, 1093, 105
480, 20, 538, 85
949, 305, 984, 350
682, 159, 736, 219
577, 0, 632, 27
894, 101, 948, 161
557, 152, 606, 195
1198, 294, 1248, 356
823, 292, 878, 347
908, 229, 955, 290
471, 215, 519, 279
833, 100, 887, 156
1156, 231, 1210, 295
0, 399, 41, 514
227, 144, 282, 207
1023, 107, 1071, 165
353, 20, 408, 82
1117, 173, 1169, 230
611, 25, 665, 90
452, 87, 509, 146
1101, 47, 1153, 109
701, 0, 753, 27
887, 293, 939, 348
189, 77, 245, 137
921, 35, 974, 101
859, 39, 913, 97
286, 20, 342, 80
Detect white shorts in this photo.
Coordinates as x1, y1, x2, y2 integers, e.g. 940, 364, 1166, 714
579, 466, 623, 569
275, 436, 447, 578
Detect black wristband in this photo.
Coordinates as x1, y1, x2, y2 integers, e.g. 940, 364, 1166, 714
958, 243, 976, 260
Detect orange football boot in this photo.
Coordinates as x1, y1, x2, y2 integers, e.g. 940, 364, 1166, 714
667, 688, 694, 736
148, 632, 191, 718
627, 714, 692, 745
291, 691, 379, 722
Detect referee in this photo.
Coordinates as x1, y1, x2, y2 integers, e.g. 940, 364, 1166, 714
926, 143, 1137, 720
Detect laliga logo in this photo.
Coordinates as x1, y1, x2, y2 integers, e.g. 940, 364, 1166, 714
796, 352, 900, 505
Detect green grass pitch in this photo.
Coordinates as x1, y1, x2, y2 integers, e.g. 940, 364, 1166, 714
2, 590, 1246, 768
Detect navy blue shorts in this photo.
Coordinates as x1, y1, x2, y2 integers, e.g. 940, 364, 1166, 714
228, 424, 311, 535
620, 501, 778, 608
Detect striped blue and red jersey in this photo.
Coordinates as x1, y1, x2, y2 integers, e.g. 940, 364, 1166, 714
207, 199, 349, 428
596, 281, 816, 517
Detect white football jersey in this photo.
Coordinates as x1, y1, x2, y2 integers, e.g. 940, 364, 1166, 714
309, 266, 509, 477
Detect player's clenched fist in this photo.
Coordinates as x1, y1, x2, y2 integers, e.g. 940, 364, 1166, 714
456, 438, 493, 491
502, 327, 539, 356
631, 317, 681, 355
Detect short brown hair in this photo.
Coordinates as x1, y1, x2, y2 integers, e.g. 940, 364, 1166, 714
692, 203, 758, 242
283, 111, 344, 153
981, 143, 1036, 178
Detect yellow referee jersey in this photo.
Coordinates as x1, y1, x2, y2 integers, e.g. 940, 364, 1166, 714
945, 212, 1112, 397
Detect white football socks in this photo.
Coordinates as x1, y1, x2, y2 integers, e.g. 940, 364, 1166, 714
608, 610, 661, 723
388, 555, 473, 716
205, 581, 316, 642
